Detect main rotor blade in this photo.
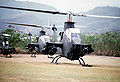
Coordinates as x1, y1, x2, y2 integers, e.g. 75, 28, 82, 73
45, 25, 88, 28
1, 6, 119, 19
71, 12, 120, 19
1, 22, 50, 29
7, 22, 42, 28
0, 6, 67, 15
86, 14, 120, 19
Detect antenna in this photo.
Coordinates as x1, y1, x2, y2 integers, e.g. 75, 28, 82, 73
28, 32, 32, 44
67, 12, 72, 22
52, 24, 57, 42
26, 27, 28, 39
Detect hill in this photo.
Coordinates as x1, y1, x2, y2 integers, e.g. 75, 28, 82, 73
75, 6, 120, 33
0, 0, 66, 35
0, 0, 120, 34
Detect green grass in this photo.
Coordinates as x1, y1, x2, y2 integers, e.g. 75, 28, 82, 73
0, 61, 120, 82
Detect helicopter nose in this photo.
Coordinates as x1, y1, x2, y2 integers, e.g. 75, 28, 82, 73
83, 47, 89, 54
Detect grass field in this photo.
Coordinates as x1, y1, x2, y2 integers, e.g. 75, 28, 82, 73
0, 54, 120, 82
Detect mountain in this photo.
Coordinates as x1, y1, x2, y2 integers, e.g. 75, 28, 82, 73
0, 0, 120, 35
0, 0, 66, 35
87, 6, 120, 16
75, 6, 120, 33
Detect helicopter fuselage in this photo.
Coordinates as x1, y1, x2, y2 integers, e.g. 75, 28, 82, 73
27, 29, 51, 53
38, 35, 50, 53
0, 36, 15, 57
45, 21, 94, 62
62, 28, 81, 59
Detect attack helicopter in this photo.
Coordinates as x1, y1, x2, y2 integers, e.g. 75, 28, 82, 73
0, 33, 15, 58
1, 22, 52, 57
27, 28, 51, 57
0, 5, 120, 66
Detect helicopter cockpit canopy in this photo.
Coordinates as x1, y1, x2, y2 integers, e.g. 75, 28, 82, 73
64, 22, 74, 30
65, 28, 82, 44
72, 33, 81, 44
39, 36, 50, 44
39, 30, 46, 36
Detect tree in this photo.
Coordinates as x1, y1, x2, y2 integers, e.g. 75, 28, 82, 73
2, 28, 29, 49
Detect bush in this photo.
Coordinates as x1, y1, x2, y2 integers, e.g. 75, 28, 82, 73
2, 28, 29, 49
82, 31, 120, 57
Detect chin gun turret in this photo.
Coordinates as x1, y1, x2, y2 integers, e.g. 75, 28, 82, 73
48, 46, 57, 55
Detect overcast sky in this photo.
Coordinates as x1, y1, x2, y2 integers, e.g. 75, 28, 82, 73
17, 0, 120, 13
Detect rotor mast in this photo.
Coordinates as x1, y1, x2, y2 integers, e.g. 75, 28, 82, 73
67, 13, 72, 22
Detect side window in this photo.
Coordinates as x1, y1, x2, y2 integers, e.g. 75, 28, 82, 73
72, 33, 80, 38
71, 33, 81, 44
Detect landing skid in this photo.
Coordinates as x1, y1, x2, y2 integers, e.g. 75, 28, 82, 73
79, 58, 85, 65
51, 55, 61, 64
4, 54, 12, 58
51, 55, 92, 67
79, 58, 92, 67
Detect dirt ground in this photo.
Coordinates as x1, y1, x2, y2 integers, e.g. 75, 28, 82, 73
0, 54, 120, 82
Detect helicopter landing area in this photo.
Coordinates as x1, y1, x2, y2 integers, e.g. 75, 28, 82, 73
0, 54, 120, 82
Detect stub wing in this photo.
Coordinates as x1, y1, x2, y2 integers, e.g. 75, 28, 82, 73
26, 43, 39, 52
43, 42, 63, 55
46, 42, 63, 49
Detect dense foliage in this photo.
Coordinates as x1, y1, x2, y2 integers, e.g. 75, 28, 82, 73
82, 31, 120, 57
1, 28, 29, 49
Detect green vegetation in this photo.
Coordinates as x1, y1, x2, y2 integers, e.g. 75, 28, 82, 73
82, 31, 120, 57
1, 28, 29, 49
